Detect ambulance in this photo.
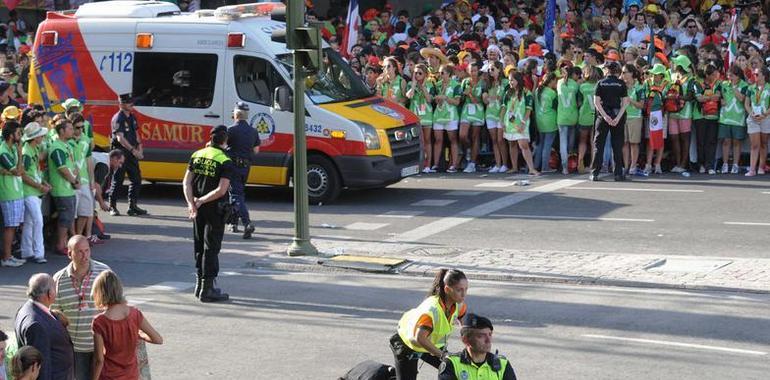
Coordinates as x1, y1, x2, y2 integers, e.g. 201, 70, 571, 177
28, 1, 421, 203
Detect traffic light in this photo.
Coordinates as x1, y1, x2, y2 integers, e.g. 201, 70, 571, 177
293, 26, 323, 74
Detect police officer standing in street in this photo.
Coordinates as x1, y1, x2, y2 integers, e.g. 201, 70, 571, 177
438, 314, 518, 380
109, 93, 148, 216
226, 102, 260, 239
591, 62, 630, 182
183, 125, 234, 303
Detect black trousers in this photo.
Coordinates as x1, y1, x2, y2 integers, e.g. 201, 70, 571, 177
590, 118, 626, 177
108, 153, 142, 207
389, 333, 442, 380
193, 204, 225, 279
695, 119, 719, 169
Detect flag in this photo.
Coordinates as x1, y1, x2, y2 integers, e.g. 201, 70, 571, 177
518, 38, 525, 63
647, 21, 655, 64
3, 0, 20, 11
727, 9, 740, 70
341, 0, 361, 58
544, 0, 556, 52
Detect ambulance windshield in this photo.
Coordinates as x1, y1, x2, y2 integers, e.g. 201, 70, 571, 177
277, 48, 372, 104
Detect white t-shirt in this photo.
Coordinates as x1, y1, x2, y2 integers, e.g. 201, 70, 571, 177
472, 13, 496, 37
676, 32, 705, 49
626, 26, 651, 46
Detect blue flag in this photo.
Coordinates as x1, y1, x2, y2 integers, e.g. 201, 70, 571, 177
545, 0, 556, 52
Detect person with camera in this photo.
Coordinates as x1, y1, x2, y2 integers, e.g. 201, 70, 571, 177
183, 125, 235, 303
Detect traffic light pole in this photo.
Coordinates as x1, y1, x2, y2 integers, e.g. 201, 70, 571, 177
286, 0, 318, 257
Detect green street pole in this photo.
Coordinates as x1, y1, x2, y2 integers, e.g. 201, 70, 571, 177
287, 0, 318, 257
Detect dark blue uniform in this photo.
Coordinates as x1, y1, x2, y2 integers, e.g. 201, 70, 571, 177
109, 110, 143, 208
226, 119, 260, 227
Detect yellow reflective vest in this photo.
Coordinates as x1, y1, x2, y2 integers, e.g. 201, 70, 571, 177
447, 353, 510, 380
397, 295, 462, 353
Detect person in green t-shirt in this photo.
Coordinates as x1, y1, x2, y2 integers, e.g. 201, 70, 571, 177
68, 113, 96, 239
694, 63, 721, 175
0, 121, 25, 268
621, 64, 646, 175
19, 122, 50, 264
501, 70, 539, 176
432, 64, 462, 173
459, 62, 486, 173
48, 116, 80, 255
557, 66, 582, 174
377, 57, 406, 106
577, 66, 602, 174
743, 66, 770, 177
718, 66, 749, 174
668, 55, 697, 174
406, 63, 436, 173
482, 61, 508, 173
642, 64, 670, 175
534, 73, 559, 173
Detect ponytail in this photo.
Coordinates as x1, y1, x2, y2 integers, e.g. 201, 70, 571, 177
11, 346, 43, 379
428, 268, 467, 301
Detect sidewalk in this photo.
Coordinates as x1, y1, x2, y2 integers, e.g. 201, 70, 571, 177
245, 243, 770, 294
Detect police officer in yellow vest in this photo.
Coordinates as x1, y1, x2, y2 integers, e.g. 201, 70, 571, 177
183, 125, 234, 303
438, 314, 517, 380
390, 269, 469, 380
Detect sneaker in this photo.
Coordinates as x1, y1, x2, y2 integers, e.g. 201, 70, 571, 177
642, 167, 651, 176
97, 233, 111, 240
731, 164, 740, 174
463, 162, 476, 173
446, 166, 458, 173
644, 164, 652, 173
708, 169, 716, 175
421, 167, 435, 174
721, 163, 729, 173
498, 165, 508, 173
671, 166, 685, 173
88, 235, 105, 245
600, 164, 609, 173
699, 165, 706, 174
629, 167, 638, 175
1, 258, 24, 267
127, 206, 148, 216
745, 170, 756, 177
242, 224, 255, 240
32, 257, 47, 264
109, 207, 120, 216
229, 223, 240, 233
759, 168, 766, 175
488, 166, 500, 173
654, 164, 663, 174
562, 168, 569, 175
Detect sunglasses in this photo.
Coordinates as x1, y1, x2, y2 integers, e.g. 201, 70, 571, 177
463, 22, 471, 26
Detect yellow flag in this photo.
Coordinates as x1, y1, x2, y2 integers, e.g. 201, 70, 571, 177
518, 38, 525, 63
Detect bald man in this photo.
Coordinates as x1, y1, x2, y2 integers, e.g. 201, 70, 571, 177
15, 273, 75, 380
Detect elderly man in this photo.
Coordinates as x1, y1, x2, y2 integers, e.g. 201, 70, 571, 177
14, 273, 75, 380
438, 314, 517, 380
51, 235, 110, 380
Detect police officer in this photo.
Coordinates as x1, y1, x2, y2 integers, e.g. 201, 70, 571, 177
109, 93, 148, 216
591, 62, 630, 182
183, 125, 234, 303
438, 314, 518, 380
226, 102, 260, 239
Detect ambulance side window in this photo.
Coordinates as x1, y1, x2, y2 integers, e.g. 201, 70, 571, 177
233, 55, 287, 106
132, 52, 217, 108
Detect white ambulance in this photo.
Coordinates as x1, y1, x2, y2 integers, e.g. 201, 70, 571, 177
29, 0, 421, 203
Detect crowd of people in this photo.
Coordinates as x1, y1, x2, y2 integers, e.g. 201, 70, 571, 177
316, 0, 770, 178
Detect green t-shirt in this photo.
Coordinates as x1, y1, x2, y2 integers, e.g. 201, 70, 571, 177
433, 78, 461, 123
691, 79, 704, 120
379, 75, 406, 104
556, 78, 579, 126
536, 87, 558, 133
48, 139, 76, 197
69, 134, 92, 184
719, 80, 749, 127
578, 82, 597, 127
627, 83, 645, 119
484, 79, 508, 121
746, 83, 770, 116
669, 74, 696, 119
504, 89, 533, 133
643, 80, 669, 113
460, 78, 486, 123
0, 141, 24, 201
22, 143, 43, 197
409, 79, 435, 126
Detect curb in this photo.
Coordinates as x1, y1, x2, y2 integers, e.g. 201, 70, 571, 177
243, 257, 770, 295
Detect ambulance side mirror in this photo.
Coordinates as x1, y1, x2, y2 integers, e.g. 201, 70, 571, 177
274, 85, 292, 112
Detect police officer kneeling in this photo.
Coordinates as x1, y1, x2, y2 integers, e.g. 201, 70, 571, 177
183, 125, 234, 303
438, 314, 517, 380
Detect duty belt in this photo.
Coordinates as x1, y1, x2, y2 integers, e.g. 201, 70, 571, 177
233, 157, 251, 167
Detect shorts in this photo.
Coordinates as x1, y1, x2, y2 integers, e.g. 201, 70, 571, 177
433, 121, 458, 131
75, 185, 95, 217
718, 124, 747, 140
577, 124, 593, 130
504, 128, 530, 142
668, 117, 692, 134
53, 196, 76, 228
486, 119, 500, 129
746, 116, 770, 134
1, 199, 24, 227
459, 119, 484, 126
625, 118, 643, 144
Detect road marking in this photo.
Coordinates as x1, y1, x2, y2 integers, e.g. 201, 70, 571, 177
388, 179, 583, 242
316, 234, 354, 240
377, 210, 425, 218
143, 281, 194, 292
489, 214, 655, 222
762, 191, 770, 194
724, 221, 770, 226
345, 222, 389, 231
444, 190, 484, 196
569, 187, 703, 193
411, 199, 457, 207
475, 181, 516, 188
582, 334, 767, 356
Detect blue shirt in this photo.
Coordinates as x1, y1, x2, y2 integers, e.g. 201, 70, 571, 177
226, 120, 260, 161
110, 110, 139, 150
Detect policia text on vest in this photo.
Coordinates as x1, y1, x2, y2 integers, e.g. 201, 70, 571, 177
183, 125, 235, 303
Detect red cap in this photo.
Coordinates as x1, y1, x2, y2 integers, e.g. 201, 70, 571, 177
526, 43, 544, 57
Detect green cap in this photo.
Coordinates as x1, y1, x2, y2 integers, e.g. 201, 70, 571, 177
671, 55, 692, 72
649, 63, 668, 76
62, 98, 82, 111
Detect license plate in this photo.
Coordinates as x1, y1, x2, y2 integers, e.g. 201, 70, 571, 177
400, 165, 419, 177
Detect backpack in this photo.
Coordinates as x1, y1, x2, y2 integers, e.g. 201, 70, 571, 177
664, 80, 685, 113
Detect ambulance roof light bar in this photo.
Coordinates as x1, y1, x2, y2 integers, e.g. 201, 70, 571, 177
214, 2, 285, 21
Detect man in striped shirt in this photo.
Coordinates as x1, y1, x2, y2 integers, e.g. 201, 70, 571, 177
51, 235, 110, 380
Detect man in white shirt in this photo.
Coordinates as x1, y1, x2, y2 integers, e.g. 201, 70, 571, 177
626, 13, 651, 47
471, 3, 495, 37
675, 17, 705, 49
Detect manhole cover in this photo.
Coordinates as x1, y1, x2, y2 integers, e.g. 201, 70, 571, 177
645, 258, 732, 273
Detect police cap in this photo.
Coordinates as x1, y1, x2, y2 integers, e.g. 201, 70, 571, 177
211, 124, 228, 136
234, 101, 249, 112
462, 313, 493, 331
118, 93, 134, 104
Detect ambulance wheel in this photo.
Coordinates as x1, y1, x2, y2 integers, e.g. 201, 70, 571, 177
307, 154, 341, 204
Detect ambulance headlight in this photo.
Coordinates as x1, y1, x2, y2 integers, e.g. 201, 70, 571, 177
355, 121, 380, 150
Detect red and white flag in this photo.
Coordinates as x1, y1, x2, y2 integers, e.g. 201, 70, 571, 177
727, 9, 739, 70
341, 0, 361, 58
